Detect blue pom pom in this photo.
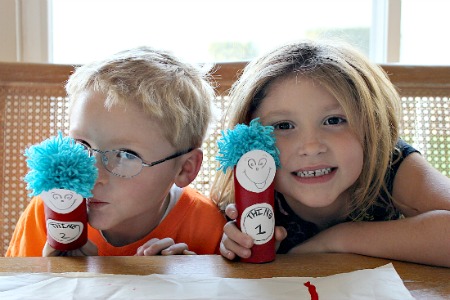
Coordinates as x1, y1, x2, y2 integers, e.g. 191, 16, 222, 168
24, 131, 98, 198
216, 118, 280, 172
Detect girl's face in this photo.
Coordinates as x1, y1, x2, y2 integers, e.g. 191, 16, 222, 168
253, 76, 363, 225
69, 90, 183, 246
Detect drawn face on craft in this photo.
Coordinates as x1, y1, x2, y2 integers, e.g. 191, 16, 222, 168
41, 189, 83, 214
236, 149, 276, 193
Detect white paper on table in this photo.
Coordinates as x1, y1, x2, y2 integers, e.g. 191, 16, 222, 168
0, 263, 414, 300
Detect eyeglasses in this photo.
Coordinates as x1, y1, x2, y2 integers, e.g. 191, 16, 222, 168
77, 142, 193, 178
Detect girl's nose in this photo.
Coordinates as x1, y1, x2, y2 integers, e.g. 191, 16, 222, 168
297, 131, 327, 156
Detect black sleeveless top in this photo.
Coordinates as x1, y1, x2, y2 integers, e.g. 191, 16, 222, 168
275, 139, 419, 254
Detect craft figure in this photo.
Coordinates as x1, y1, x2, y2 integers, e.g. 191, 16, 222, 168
24, 131, 98, 251
217, 118, 280, 263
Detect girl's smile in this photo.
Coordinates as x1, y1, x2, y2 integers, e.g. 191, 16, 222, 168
293, 166, 337, 184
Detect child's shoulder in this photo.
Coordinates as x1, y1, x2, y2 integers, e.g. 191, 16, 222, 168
164, 186, 226, 228
179, 186, 218, 208
25, 196, 46, 214
177, 186, 224, 219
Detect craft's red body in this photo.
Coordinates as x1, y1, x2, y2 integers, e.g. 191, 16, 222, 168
234, 170, 276, 263
44, 200, 88, 251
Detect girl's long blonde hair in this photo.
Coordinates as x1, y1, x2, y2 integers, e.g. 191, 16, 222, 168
210, 40, 400, 219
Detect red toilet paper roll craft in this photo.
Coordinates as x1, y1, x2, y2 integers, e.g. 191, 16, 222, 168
217, 118, 280, 263
24, 131, 98, 251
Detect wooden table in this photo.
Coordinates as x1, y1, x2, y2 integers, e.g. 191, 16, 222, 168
1, 254, 449, 299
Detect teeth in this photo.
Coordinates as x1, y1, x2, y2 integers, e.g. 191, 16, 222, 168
297, 168, 332, 177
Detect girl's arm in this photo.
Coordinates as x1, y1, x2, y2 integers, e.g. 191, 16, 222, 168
393, 152, 450, 216
290, 153, 450, 267
289, 210, 450, 267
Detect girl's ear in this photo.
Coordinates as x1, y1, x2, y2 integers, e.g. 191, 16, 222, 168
174, 148, 203, 188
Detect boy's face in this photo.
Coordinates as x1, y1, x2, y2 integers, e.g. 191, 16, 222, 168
69, 90, 183, 246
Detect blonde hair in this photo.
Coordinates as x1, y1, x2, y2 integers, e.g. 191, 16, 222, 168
66, 46, 216, 150
211, 40, 400, 219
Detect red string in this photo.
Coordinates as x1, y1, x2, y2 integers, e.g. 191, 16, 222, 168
304, 281, 319, 300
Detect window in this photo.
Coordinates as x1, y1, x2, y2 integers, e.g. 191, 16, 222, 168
51, 0, 373, 64
400, 0, 450, 65
2, 0, 449, 64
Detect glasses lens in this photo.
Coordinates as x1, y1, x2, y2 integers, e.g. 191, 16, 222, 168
104, 150, 143, 178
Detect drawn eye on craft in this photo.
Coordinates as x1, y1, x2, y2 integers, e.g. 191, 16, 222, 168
52, 193, 62, 200
258, 158, 267, 168
236, 150, 276, 193
64, 193, 74, 200
248, 157, 267, 170
248, 159, 256, 168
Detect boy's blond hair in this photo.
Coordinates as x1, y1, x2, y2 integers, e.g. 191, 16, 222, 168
211, 40, 401, 219
66, 46, 216, 150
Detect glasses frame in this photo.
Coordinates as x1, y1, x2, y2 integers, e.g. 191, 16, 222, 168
82, 144, 193, 178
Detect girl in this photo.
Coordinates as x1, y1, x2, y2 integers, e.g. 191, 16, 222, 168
211, 40, 450, 267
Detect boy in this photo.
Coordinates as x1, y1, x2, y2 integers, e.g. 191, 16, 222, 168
6, 46, 226, 256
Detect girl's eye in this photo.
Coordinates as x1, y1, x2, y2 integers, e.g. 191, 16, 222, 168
273, 122, 294, 130
324, 116, 346, 125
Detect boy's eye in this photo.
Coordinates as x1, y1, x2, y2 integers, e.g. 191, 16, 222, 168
273, 122, 294, 130
75, 140, 91, 151
324, 116, 346, 125
117, 150, 140, 160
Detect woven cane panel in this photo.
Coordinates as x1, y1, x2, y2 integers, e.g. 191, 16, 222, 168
0, 85, 69, 256
400, 95, 450, 175
190, 95, 230, 196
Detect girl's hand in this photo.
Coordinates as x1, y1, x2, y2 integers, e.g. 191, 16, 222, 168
220, 219, 254, 260
135, 238, 196, 256
220, 204, 287, 260
42, 240, 98, 256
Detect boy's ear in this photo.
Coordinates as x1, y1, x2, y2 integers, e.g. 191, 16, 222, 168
174, 148, 203, 188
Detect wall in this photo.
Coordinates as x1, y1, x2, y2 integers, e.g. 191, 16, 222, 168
0, 0, 49, 63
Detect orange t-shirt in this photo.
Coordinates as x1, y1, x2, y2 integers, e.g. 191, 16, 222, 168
6, 186, 226, 256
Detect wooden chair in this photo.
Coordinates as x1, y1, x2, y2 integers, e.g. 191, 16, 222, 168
382, 65, 450, 176
1, 62, 449, 256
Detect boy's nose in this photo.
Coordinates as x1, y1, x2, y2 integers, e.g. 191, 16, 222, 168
94, 157, 109, 185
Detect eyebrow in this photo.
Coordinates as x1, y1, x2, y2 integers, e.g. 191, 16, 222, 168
322, 102, 344, 112
260, 101, 343, 117
257, 110, 293, 123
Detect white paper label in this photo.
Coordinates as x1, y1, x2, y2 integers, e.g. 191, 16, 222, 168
240, 203, 275, 245
46, 219, 84, 244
